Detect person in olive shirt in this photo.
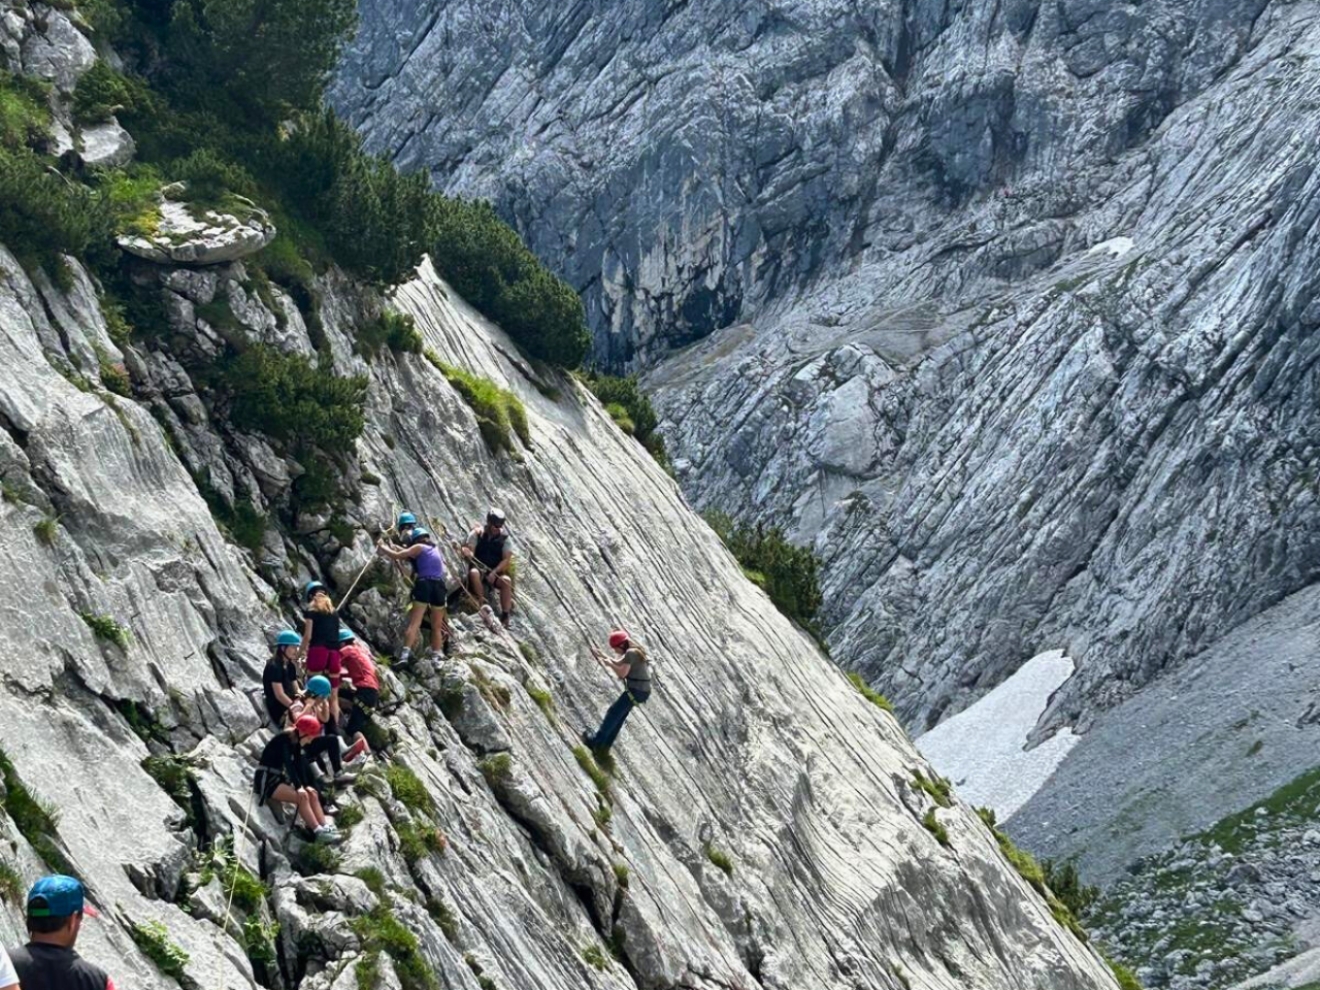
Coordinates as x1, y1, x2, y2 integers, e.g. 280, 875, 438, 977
8, 874, 115, 990
582, 629, 653, 751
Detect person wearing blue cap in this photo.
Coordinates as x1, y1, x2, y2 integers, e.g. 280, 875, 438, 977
377, 526, 451, 664
396, 511, 418, 544
262, 630, 303, 727
7, 875, 114, 990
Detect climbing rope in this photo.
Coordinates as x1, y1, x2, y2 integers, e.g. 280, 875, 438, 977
214, 784, 257, 990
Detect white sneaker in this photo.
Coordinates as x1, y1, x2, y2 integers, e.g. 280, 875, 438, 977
314, 825, 341, 845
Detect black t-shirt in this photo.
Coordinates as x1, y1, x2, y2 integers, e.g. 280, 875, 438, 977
303, 610, 340, 648
472, 529, 508, 570
258, 732, 313, 788
8, 942, 113, 990
262, 657, 298, 725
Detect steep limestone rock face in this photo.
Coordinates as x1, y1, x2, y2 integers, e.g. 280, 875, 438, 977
654, 4, 1320, 731
0, 241, 1119, 990
334, 0, 1320, 737
333, 0, 1270, 371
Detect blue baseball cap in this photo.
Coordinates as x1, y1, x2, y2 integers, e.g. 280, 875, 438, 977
27, 875, 98, 918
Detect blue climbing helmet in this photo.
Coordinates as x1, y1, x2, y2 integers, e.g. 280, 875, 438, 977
338, 628, 356, 644
304, 580, 326, 602
409, 527, 432, 545
275, 630, 301, 648
398, 512, 417, 527
306, 675, 332, 698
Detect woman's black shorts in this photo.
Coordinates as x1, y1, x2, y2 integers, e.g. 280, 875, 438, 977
345, 686, 380, 736
253, 767, 286, 803
412, 578, 448, 606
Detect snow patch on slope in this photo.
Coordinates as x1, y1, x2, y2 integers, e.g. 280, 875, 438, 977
918, 650, 1080, 819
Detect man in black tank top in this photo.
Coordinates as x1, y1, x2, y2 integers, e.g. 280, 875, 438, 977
462, 507, 515, 626
8, 875, 115, 990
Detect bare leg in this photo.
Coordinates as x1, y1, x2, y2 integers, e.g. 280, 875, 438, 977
403, 603, 426, 651
274, 784, 318, 831
429, 607, 447, 653
469, 568, 484, 602
497, 575, 513, 614
305, 787, 328, 828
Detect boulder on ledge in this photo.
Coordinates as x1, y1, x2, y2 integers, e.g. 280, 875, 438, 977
117, 184, 276, 265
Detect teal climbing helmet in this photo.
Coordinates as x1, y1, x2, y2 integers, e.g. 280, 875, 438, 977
306, 675, 332, 698
275, 630, 301, 648
409, 527, 431, 544
338, 628, 356, 643
398, 512, 417, 527
304, 580, 326, 601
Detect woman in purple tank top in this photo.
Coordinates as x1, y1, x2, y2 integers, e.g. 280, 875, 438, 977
377, 527, 452, 664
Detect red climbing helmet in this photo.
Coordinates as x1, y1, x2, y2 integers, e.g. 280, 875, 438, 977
295, 714, 322, 739
608, 629, 630, 650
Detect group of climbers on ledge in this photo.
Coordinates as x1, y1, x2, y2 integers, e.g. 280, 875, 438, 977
249, 506, 652, 843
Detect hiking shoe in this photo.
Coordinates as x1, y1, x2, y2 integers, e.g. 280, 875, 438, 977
333, 773, 355, 786
313, 825, 341, 845
397, 648, 413, 667
442, 638, 455, 657
580, 730, 595, 748
500, 611, 511, 629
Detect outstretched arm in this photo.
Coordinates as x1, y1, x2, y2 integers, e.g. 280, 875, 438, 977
378, 542, 422, 562
590, 646, 631, 679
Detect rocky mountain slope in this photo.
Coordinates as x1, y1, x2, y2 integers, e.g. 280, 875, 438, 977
0, 238, 1121, 990
333, 0, 1320, 742
0, 11, 1127, 981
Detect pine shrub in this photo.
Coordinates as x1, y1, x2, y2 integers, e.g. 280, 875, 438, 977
704, 511, 822, 636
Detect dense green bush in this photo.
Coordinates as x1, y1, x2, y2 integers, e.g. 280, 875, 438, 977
168, 146, 260, 204
0, 749, 76, 876
80, 611, 131, 649
579, 371, 669, 466
704, 511, 822, 636
160, 0, 356, 126
0, 147, 113, 270
261, 109, 432, 286
357, 310, 422, 359
1105, 955, 1143, 990
130, 920, 190, 980
430, 198, 590, 367
0, 71, 51, 147
1041, 859, 1099, 918
72, 61, 141, 124
218, 345, 366, 450
384, 764, 434, 816
976, 808, 1089, 943
352, 904, 438, 990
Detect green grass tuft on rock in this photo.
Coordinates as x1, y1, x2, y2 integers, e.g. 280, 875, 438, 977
425, 355, 530, 453
130, 919, 190, 981
80, 612, 131, 649
847, 671, 894, 713
704, 845, 734, 877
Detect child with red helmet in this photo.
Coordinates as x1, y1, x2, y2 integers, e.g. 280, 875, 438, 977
582, 628, 652, 751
